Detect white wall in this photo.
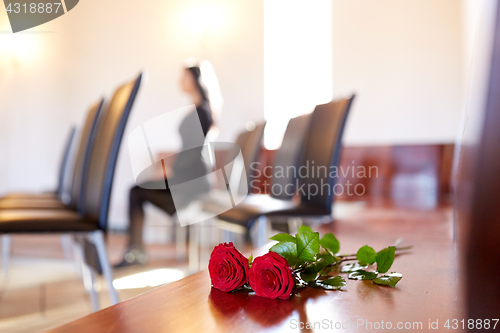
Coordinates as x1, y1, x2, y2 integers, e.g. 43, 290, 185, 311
0, 13, 77, 195
332, 0, 465, 145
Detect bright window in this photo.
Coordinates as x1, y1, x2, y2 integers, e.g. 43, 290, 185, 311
264, 0, 333, 149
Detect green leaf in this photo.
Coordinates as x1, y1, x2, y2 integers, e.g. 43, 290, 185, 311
296, 232, 320, 262
376, 246, 396, 273
300, 252, 336, 282
270, 233, 297, 244
316, 276, 346, 290
373, 272, 402, 287
320, 233, 340, 254
341, 262, 368, 273
356, 245, 377, 265
301, 271, 317, 282
348, 270, 378, 280
248, 252, 253, 267
297, 225, 313, 233
270, 241, 297, 266
319, 252, 336, 266
295, 258, 307, 268
322, 266, 333, 275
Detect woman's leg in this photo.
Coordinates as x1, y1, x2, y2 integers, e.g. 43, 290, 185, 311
127, 185, 177, 250
127, 185, 147, 250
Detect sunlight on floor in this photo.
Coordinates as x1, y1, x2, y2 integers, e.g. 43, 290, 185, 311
112, 268, 186, 290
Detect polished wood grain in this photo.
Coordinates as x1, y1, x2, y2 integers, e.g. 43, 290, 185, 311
48, 206, 462, 333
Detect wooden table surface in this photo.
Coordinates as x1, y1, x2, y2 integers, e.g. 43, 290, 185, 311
48, 206, 463, 333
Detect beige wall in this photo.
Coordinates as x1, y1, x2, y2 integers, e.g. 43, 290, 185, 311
332, 0, 465, 145
0, 14, 77, 195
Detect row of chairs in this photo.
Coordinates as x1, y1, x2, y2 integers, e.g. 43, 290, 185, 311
0, 73, 143, 310
0, 78, 354, 302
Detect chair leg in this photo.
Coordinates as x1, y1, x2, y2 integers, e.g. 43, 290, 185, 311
256, 216, 269, 248
287, 217, 303, 235
60, 235, 73, 260
199, 220, 213, 269
87, 267, 99, 312
73, 236, 99, 311
222, 230, 232, 243
71, 236, 83, 279
189, 224, 200, 273
1, 235, 11, 276
91, 231, 119, 305
176, 225, 187, 261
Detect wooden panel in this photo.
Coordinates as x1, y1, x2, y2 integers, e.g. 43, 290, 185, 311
250, 144, 454, 207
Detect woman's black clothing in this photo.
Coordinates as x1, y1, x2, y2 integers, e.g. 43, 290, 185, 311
127, 103, 212, 249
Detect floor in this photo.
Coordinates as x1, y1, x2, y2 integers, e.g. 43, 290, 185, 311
0, 232, 191, 333
0, 202, 453, 333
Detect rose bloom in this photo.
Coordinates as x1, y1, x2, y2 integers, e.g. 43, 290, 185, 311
248, 252, 295, 300
209, 242, 249, 292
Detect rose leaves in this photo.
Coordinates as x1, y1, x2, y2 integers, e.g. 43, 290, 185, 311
349, 244, 401, 287
209, 228, 406, 301
269, 227, 345, 291
269, 229, 404, 291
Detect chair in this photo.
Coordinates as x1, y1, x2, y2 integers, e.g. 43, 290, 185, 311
209, 114, 310, 245
200, 122, 266, 213
0, 126, 77, 201
0, 126, 76, 267
221, 122, 266, 197
184, 123, 266, 271
0, 101, 103, 271
264, 114, 311, 200
0, 73, 142, 310
0, 100, 104, 210
215, 96, 355, 247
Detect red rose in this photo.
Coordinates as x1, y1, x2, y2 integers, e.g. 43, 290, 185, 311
209, 242, 249, 292
248, 252, 295, 300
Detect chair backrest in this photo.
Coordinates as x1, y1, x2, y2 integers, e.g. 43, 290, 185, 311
241, 122, 265, 185
232, 123, 265, 196
224, 131, 250, 192
55, 126, 76, 199
298, 96, 355, 213
271, 114, 311, 200
82, 74, 143, 230
69, 100, 104, 210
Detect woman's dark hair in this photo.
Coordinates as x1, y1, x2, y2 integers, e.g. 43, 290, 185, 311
186, 66, 209, 102
184, 60, 223, 118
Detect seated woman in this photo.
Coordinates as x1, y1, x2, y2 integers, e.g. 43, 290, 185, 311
115, 60, 222, 267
